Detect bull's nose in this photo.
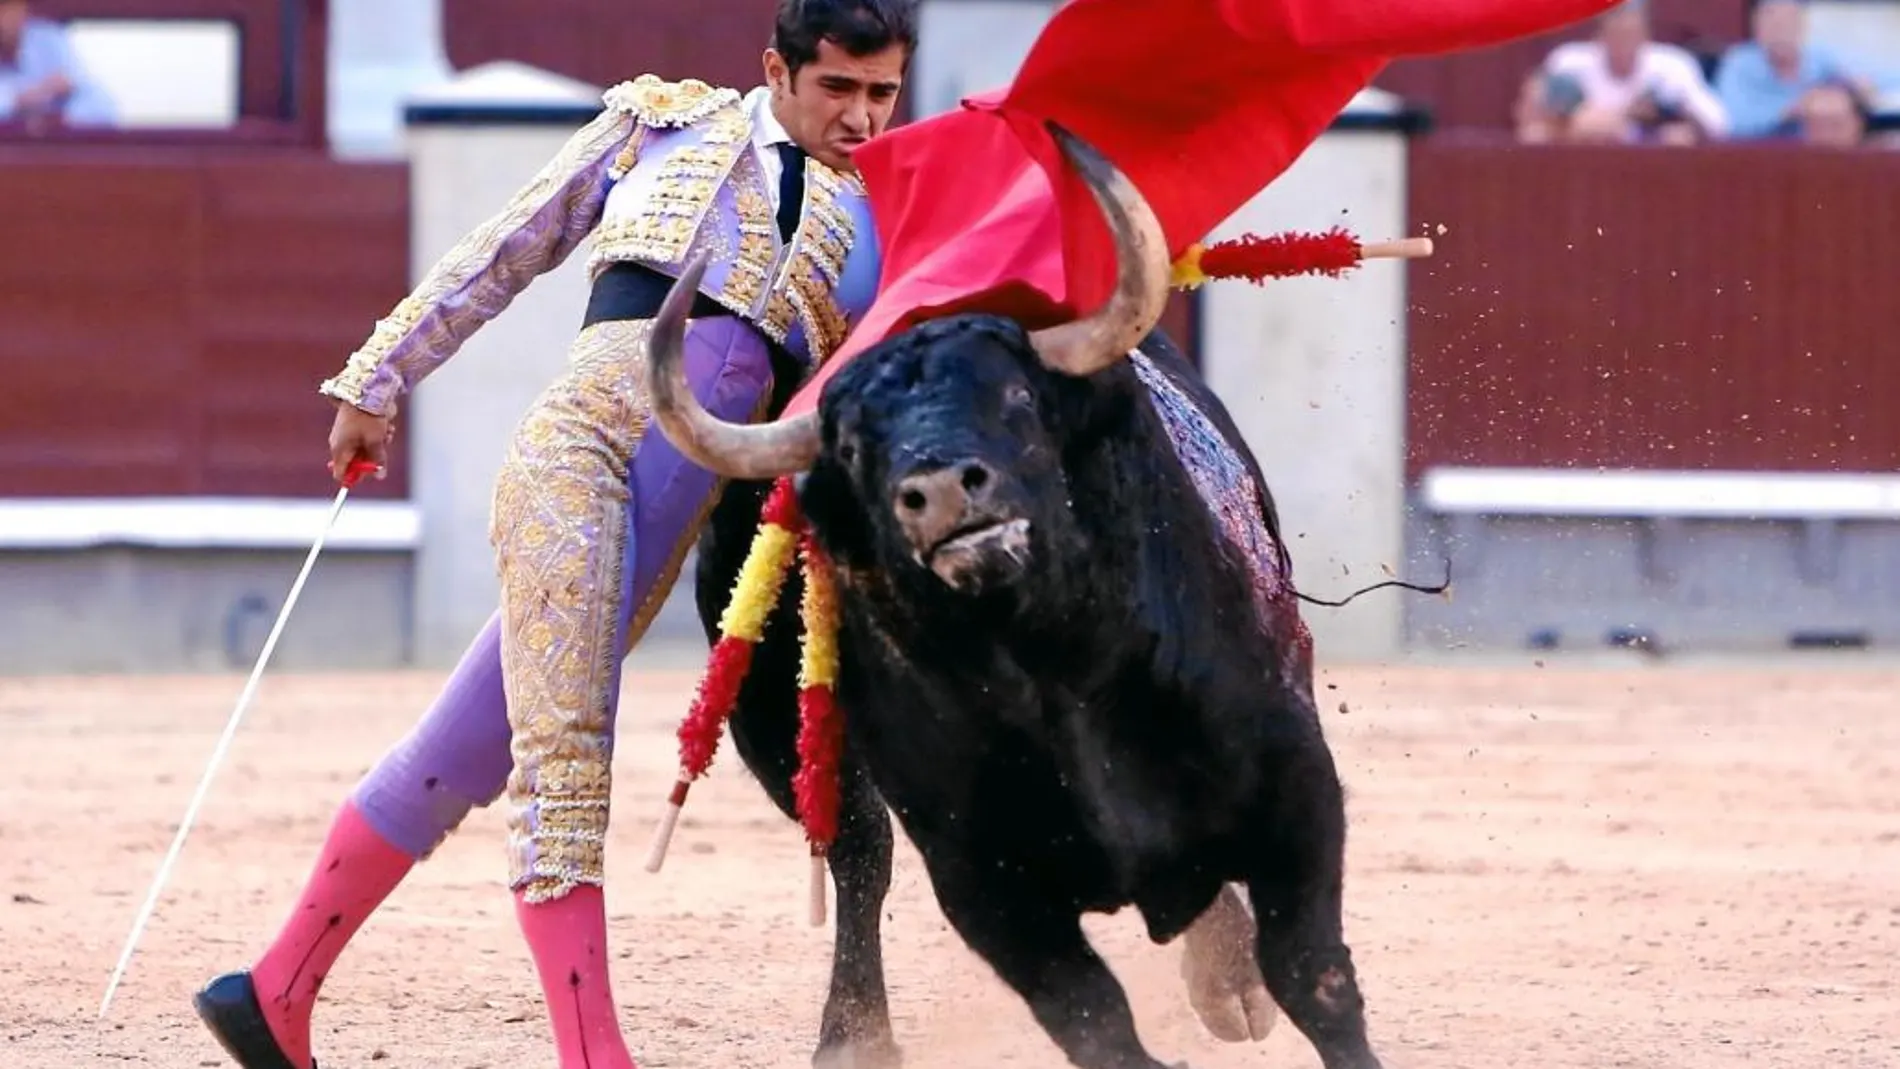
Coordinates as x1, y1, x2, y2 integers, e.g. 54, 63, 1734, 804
894, 460, 996, 548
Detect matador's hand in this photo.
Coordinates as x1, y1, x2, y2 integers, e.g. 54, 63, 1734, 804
328, 401, 394, 483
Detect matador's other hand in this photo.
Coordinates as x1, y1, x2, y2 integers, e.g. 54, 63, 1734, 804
328, 401, 394, 483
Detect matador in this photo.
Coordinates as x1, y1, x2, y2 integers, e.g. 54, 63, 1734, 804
191, 3, 915, 1068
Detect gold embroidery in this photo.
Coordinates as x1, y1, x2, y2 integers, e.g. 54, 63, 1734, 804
319, 104, 640, 415
607, 127, 646, 182
700, 109, 747, 146
491, 317, 778, 901
759, 291, 798, 347
588, 103, 750, 273
789, 279, 852, 361
760, 160, 859, 361
492, 320, 656, 901
715, 164, 776, 316
603, 73, 741, 129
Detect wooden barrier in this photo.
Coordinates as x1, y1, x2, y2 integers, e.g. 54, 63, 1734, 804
6, 135, 1895, 504
0, 149, 409, 501
1405, 138, 1900, 480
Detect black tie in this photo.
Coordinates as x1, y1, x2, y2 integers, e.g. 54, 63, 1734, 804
776, 142, 806, 242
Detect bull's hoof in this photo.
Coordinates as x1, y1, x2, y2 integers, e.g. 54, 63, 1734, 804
1182, 966, 1276, 1044
1179, 886, 1277, 1044
813, 1035, 904, 1069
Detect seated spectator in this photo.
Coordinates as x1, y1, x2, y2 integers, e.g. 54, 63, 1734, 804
1715, 0, 1879, 142
1791, 82, 1868, 148
1514, 1, 1728, 146
0, 0, 116, 130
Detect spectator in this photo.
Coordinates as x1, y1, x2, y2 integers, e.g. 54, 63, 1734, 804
0, 0, 115, 130
1514, 1, 1728, 145
1714, 0, 1879, 142
1790, 82, 1867, 148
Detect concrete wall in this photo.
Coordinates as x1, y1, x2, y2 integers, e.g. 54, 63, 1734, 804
1403, 510, 1900, 653
913, 0, 1057, 115
328, 0, 455, 158
1402, 468, 1900, 653
0, 547, 411, 675
401, 73, 617, 667
1197, 119, 1420, 662
0, 491, 417, 674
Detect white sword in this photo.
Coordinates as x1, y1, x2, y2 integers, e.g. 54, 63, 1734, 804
97, 461, 379, 1020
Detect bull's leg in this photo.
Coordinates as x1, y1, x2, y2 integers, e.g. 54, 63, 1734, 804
694, 481, 902, 1069
1241, 735, 1382, 1069
797, 756, 899, 1069
917, 852, 1173, 1069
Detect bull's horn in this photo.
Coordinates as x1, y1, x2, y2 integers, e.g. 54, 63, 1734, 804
1027, 122, 1171, 378
643, 251, 822, 480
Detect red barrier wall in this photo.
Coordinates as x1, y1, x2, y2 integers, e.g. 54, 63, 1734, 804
0, 148, 410, 499
444, 0, 780, 103
5, 0, 1882, 500
1405, 139, 1900, 479
10, 140, 1890, 500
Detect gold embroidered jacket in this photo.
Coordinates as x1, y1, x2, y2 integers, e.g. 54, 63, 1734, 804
318, 74, 883, 417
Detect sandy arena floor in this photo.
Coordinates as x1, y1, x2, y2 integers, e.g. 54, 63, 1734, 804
4, 656, 1898, 1068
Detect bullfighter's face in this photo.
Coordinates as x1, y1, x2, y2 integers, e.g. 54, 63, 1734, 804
763, 39, 907, 173
801, 316, 1088, 598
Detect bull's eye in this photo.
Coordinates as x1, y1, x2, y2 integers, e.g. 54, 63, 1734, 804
1004, 384, 1034, 408
839, 442, 858, 465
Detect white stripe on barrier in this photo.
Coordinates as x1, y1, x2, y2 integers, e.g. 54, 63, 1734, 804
1419, 467, 1900, 520
0, 497, 421, 551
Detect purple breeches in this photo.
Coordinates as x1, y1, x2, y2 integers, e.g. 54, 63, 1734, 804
349, 315, 775, 899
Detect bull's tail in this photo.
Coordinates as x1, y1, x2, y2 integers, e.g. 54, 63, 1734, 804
1291, 555, 1452, 609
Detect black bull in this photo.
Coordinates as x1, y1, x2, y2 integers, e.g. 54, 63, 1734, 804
654, 126, 1384, 1069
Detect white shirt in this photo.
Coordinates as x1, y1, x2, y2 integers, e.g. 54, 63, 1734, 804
1544, 40, 1730, 138
744, 85, 798, 209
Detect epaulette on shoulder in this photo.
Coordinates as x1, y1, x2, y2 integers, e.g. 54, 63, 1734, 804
603, 73, 742, 128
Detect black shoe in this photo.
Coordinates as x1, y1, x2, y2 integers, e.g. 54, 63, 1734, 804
192, 970, 316, 1069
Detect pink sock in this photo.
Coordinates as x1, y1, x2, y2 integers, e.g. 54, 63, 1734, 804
515, 884, 638, 1069
250, 800, 415, 1069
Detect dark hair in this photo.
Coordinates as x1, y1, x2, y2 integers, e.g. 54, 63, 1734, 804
773, 0, 919, 74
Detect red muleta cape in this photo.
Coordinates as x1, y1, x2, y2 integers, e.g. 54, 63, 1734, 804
782, 0, 1616, 418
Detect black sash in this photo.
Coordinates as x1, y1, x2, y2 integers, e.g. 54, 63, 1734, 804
580, 262, 802, 393
581, 261, 730, 328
